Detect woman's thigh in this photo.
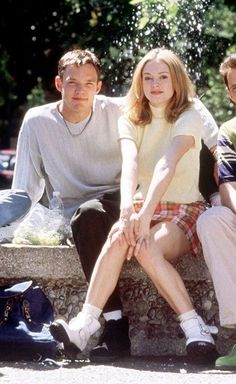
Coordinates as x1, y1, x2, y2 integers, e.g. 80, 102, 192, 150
149, 221, 191, 261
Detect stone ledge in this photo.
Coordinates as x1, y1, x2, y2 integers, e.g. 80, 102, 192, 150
0, 244, 234, 357
0, 243, 210, 282
0, 244, 84, 282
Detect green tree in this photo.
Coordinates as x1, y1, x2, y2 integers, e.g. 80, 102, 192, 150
201, 0, 236, 124
0, 0, 236, 146
129, 0, 236, 125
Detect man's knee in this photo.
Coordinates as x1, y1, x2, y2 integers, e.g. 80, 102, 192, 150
197, 209, 213, 233
71, 199, 104, 228
197, 206, 227, 237
0, 189, 31, 227
14, 190, 31, 210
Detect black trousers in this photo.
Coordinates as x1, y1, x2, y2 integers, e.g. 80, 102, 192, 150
70, 190, 122, 313
199, 141, 218, 203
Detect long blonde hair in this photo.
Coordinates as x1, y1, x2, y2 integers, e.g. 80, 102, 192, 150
126, 48, 195, 125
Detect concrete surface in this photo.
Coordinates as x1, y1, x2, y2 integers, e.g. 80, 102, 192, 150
0, 357, 236, 384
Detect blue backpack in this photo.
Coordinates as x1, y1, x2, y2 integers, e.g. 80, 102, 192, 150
0, 280, 58, 361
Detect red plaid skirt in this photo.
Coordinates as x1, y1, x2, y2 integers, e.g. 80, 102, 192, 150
133, 200, 207, 256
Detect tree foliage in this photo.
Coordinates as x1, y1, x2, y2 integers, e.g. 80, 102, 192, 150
0, 0, 236, 146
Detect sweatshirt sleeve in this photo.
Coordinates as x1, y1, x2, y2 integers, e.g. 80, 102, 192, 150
12, 113, 45, 206
218, 122, 236, 185
193, 98, 218, 149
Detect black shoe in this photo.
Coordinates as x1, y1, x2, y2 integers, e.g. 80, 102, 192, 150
89, 317, 131, 363
187, 341, 219, 364
49, 320, 80, 360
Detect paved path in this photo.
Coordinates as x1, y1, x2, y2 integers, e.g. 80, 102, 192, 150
0, 356, 235, 384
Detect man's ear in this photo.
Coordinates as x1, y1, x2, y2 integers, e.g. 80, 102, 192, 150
225, 82, 233, 99
55, 76, 62, 93
96, 80, 102, 94
226, 87, 233, 103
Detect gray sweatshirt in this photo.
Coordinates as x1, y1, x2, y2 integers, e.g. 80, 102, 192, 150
12, 95, 124, 218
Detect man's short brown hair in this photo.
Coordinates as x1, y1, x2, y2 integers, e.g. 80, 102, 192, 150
58, 49, 101, 80
219, 53, 236, 87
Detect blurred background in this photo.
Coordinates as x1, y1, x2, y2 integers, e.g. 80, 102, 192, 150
0, 0, 236, 187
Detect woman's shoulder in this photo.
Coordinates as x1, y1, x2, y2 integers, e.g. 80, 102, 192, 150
176, 103, 202, 124
173, 102, 204, 138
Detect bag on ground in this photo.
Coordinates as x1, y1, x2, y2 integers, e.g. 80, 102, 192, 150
0, 280, 58, 361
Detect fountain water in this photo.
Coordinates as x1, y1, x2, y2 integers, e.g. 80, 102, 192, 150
103, 0, 218, 97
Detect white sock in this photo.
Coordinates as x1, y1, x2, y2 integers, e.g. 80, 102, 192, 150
103, 310, 122, 321
178, 309, 197, 323
82, 303, 102, 320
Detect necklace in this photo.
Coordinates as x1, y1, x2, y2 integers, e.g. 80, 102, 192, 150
60, 109, 93, 137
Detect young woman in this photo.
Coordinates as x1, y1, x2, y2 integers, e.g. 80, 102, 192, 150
50, 48, 218, 361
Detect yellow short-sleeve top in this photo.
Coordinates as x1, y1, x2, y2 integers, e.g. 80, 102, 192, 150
118, 104, 203, 204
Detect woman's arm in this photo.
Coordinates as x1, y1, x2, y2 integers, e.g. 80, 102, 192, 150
119, 138, 138, 218
108, 138, 138, 247
134, 134, 194, 254
141, 135, 194, 217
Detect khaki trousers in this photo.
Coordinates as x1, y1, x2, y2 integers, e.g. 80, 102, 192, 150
197, 206, 236, 328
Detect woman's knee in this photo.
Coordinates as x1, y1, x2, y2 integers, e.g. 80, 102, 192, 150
101, 235, 127, 262
135, 243, 159, 266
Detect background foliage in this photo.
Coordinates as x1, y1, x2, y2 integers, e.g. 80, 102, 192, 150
0, 0, 236, 147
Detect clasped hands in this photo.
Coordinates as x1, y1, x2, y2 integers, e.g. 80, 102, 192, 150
108, 212, 151, 260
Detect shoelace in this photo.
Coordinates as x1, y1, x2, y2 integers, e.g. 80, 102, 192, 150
197, 315, 218, 335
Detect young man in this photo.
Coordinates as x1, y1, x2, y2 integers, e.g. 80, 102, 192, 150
4, 48, 218, 363
11, 49, 130, 362
197, 53, 236, 369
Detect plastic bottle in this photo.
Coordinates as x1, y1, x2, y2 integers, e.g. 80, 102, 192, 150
49, 191, 64, 216
49, 191, 72, 242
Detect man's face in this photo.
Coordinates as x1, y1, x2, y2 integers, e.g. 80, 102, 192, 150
227, 68, 236, 104
56, 63, 102, 115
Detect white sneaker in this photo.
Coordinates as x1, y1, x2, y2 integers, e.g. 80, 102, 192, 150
181, 315, 217, 345
0, 222, 18, 243
50, 312, 101, 354
180, 315, 218, 361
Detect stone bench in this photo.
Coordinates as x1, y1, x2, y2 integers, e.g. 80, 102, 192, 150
0, 244, 234, 357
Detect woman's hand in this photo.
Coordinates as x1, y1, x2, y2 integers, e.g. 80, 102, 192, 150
108, 220, 127, 246
108, 206, 134, 247
121, 212, 139, 246
133, 212, 151, 257
125, 212, 140, 260
125, 212, 152, 260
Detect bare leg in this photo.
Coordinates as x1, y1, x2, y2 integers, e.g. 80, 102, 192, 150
50, 230, 129, 354
85, 232, 129, 309
135, 221, 192, 315
135, 221, 217, 360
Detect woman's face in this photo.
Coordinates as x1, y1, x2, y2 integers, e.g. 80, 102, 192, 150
142, 59, 174, 107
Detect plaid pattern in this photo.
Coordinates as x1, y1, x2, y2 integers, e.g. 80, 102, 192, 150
133, 200, 207, 256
